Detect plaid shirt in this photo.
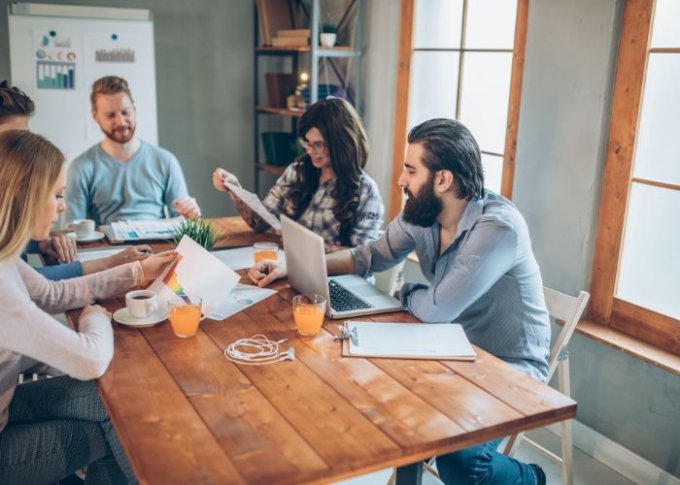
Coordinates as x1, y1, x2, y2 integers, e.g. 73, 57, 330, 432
262, 162, 384, 246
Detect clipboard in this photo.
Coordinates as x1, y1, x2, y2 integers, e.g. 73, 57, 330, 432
339, 321, 477, 361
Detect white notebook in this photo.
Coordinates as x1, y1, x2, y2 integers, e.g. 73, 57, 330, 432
342, 321, 476, 361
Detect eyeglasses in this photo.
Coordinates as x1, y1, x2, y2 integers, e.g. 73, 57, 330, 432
299, 139, 327, 153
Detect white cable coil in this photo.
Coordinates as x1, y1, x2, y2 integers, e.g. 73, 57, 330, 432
224, 334, 295, 365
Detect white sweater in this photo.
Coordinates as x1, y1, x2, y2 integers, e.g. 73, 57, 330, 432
0, 257, 144, 433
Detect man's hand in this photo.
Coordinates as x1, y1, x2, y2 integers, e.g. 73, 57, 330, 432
107, 245, 153, 268
172, 197, 201, 220
212, 168, 240, 193
248, 259, 287, 287
39, 233, 78, 263
139, 250, 179, 285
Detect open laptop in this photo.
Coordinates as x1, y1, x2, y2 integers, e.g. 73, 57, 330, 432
281, 215, 402, 319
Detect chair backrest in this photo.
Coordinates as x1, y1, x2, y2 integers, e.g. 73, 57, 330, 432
543, 287, 590, 382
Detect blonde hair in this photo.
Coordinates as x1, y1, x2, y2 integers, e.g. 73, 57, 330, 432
0, 130, 64, 261
90, 76, 134, 109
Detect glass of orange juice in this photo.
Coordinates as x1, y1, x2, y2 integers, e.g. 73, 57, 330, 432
253, 241, 279, 264
292, 294, 326, 336
168, 296, 203, 338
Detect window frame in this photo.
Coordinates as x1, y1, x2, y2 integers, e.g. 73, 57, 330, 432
589, 0, 680, 355
388, 0, 529, 219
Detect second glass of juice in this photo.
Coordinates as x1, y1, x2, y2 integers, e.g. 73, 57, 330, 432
253, 241, 279, 264
168, 296, 203, 338
292, 294, 326, 336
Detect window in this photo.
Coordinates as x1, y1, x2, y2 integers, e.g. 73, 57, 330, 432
389, 0, 528, 218
590, 0, 680, 354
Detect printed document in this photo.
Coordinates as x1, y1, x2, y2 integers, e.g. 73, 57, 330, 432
209, 283, 277, 320
224, 182, 281, 231
109, 217, 184, 241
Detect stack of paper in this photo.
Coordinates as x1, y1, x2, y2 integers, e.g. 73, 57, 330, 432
109, 217, 184, 242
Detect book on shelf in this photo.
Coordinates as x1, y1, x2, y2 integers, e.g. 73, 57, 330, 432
264, 72, 296, 108
277, 28, 310, 37
271, 36, 309, 47
256, 0, 305, 46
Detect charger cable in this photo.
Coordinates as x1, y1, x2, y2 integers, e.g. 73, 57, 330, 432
224, 334, 295, 365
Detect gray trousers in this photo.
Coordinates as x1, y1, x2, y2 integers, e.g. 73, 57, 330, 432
0, 376, 136, 485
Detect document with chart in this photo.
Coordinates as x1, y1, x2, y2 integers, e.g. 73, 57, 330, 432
224, 182, 281, 231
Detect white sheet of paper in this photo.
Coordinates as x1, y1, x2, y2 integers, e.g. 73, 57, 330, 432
209, 283, 277, 320
346, 321, 476, 359
77, 247, 127, 262
225, 182, 281, 230
212, 246, 284, 271
148, 236, 240, 319
110, 217, 184, 241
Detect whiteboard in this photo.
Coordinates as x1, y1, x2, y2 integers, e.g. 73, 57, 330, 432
8, 3, 157, 161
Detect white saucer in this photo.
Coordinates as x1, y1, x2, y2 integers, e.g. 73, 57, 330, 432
113, 307, 168, 328
76, 231, 106, 243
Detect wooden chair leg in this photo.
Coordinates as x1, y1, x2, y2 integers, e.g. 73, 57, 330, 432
558, 357, 573, 485
503, 431, 524, 457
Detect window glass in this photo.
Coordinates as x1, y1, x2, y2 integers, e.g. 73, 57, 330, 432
413, 0, 463, 49
617, 183, 680, 319
633, 54, 680, 185
465, 0, 517, 49
407, 51, 459, 129
650, 0, 680, 48
459, 52, 513, 154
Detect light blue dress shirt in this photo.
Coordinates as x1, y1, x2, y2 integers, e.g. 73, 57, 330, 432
352, 190, 550, 382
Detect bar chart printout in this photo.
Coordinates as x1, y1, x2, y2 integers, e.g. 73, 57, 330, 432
36, 61, 75, 89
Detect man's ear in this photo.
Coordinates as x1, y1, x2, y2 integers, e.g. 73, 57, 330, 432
435, 169, 455, 194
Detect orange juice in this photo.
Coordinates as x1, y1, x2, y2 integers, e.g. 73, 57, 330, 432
254, 250, 278, 263
293, 301, 325, 336
169, 304, 202, 338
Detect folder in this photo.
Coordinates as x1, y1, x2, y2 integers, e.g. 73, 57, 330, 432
340, 321, 477, 361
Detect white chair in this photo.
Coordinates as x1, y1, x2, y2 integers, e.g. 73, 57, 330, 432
503, 287, 590, 485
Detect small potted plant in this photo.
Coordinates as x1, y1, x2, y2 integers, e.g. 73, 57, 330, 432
174, 218, 219, 251
320, 23, 337, 47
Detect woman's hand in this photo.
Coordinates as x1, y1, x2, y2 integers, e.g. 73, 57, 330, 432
139, 250, 179, 285
248, 259, 287, 287
107, 245, 153, 268
80, 304, 112, 322
212, 168, 240, 193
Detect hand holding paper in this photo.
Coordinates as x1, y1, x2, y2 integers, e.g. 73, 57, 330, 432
224, 182, 281, 231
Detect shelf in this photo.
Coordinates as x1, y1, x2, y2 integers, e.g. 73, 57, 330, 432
256, 46, 359, 57
256, 163, 287, 176
256, 106, 304, 117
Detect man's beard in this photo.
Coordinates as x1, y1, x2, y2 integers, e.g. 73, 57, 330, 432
102, 124, 136, 144
402, 175, 442, 227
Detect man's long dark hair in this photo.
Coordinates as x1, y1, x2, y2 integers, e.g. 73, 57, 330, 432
288, 98, 369, 246
407, 118, 484, 200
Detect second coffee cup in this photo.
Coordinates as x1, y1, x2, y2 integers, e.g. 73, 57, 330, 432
125, 290, 158, 318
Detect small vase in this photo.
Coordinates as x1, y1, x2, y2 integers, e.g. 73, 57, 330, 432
320, 33, 337, 47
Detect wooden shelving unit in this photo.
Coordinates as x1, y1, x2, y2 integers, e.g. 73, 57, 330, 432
253, 0, 365, 195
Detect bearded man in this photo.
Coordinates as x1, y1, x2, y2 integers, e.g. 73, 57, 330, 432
66, 76, 200, 225
248, 118, 550, 484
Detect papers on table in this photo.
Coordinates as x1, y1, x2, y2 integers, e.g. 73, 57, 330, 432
77, 246, 128, 262
212, 246, 284, 271
107, 217, 184, 242
209, 283, 277, 320
341, 321, 476, 361
225, 182, 281, 231
148, 236, 240, 319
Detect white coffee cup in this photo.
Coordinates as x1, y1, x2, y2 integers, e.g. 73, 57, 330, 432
125, 290, 159, 318
67, 219, 95, 239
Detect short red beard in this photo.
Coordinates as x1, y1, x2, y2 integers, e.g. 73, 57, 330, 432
103, 124, 136, 144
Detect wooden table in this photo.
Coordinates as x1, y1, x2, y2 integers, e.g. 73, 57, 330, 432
72, 217, 576, 484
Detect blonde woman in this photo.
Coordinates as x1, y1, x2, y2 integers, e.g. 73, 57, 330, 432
0, 130, 176, 484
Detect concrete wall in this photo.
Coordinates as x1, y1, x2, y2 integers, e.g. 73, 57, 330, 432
0, 0, 253, 218
513, 0, 680, 476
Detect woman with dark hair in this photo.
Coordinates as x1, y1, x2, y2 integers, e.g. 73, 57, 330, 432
213, 97, 384, 250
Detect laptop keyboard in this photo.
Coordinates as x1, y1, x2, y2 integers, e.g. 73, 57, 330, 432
329, 280, 372, 312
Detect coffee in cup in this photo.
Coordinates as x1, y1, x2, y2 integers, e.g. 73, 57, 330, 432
125, 290, 158, 318
67, 219, 95, 239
